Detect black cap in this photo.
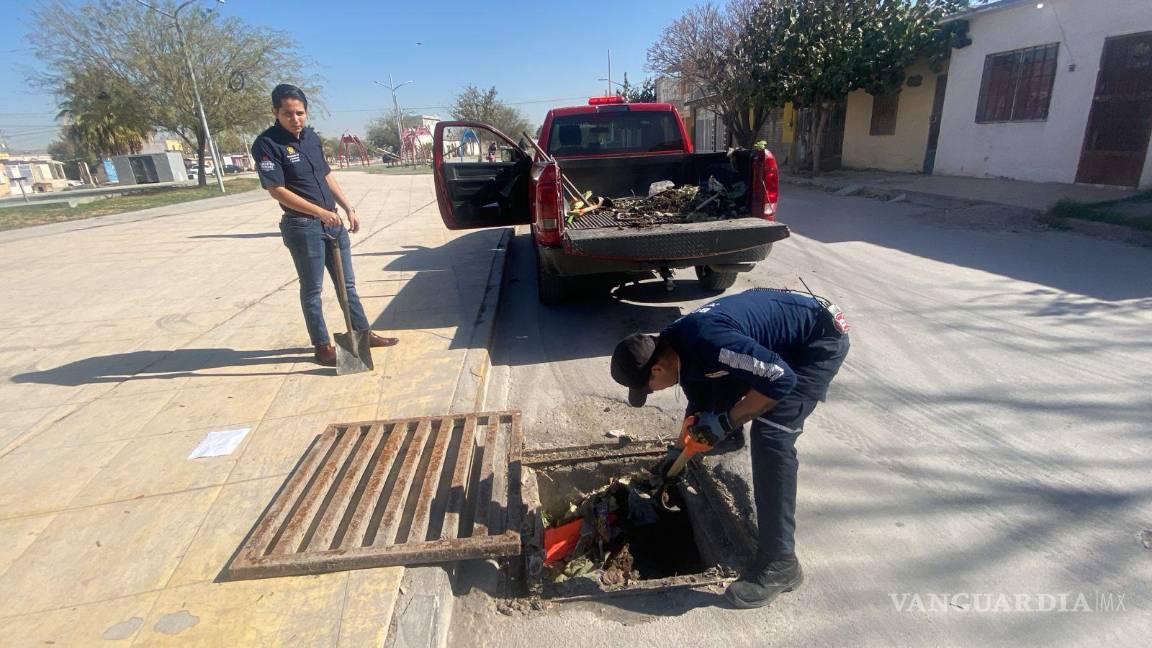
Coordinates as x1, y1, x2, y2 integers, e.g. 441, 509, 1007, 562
611, 333, 659, 407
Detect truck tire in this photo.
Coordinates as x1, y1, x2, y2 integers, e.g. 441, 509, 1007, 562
695, 265, 738, 292
536, 247, 567, 305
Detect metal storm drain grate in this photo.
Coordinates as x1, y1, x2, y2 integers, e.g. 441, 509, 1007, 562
224, 411, 523, 580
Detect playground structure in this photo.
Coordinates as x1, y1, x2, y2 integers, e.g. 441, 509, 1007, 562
440, 127, 483, 162
336, 134, 370, 168
400, 126, 434, 165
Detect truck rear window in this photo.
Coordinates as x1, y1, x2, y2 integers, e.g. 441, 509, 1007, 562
546, 111, 685, 157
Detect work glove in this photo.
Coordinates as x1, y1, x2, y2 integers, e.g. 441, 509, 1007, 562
689, 411, 737, 446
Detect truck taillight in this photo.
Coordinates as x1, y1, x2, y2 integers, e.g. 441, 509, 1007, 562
764, 152, 779, 219
750, 150, 779, 221
535, 163, 562, 246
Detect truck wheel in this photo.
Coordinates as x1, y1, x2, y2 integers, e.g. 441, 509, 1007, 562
536, 249, 567, 305
695, 265, 738, 292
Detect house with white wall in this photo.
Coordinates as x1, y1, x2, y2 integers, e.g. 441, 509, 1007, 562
934, 0, 1152, 188
3, 156, 70, 195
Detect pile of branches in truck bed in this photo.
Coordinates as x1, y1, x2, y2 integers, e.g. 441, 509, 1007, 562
571, 177, 747, 228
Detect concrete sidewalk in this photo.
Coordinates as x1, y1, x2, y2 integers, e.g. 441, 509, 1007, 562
783, 169, 1139, 211
0, 172, 508, 645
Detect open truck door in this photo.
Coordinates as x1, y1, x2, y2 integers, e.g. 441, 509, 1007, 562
433, 121, 533, 230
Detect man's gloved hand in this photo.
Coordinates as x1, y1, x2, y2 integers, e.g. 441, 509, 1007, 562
690, 411, 737, 446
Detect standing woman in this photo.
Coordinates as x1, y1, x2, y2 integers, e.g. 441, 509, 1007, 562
252, 83, 397, 366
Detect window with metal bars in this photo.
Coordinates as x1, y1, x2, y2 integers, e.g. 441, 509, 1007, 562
976, 43, 1060, 122
869, 92, 900, 135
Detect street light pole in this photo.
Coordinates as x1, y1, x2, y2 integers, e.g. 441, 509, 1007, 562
374, 77, 413, 166
135, 0, 226, 193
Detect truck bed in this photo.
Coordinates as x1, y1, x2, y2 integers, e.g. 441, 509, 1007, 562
557, 151, 735, 198
556, 150, 760, 233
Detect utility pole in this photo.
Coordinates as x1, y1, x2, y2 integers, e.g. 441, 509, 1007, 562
135, 0, 226, 193
374, 77, 414, 165
607, 48, 612, 97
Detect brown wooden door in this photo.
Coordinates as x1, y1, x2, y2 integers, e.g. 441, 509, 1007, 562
923, 74, 949, 174
1076, 31, 1152, 187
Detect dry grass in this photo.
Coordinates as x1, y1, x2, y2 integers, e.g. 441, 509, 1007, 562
0, 178, 261, 231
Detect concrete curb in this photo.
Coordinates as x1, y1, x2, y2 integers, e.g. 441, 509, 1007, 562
451, 227, 515, 414
385, 227, 514, 648
782, 175, 980, 210
1041, 216, 1152, 247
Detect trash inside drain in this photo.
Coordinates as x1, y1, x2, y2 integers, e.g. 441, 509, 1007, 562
518, 441, 752, 599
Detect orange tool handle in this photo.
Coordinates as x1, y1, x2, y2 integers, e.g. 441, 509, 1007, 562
678, 415, 713, 458
665, 415, 713, 481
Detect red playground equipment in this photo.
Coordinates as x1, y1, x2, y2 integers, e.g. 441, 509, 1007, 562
401, 126, 434, 165
337, 134, 370, 168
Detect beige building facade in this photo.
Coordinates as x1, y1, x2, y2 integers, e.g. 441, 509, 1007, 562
842, 59, 948, 174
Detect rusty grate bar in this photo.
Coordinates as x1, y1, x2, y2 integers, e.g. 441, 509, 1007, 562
224, 411, 523, 580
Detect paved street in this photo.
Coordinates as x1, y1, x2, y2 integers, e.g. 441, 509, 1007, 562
457, 187, 1152, 647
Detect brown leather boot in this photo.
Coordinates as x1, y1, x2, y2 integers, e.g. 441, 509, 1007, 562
367, 332, 399, 348
314, 343, 337, 366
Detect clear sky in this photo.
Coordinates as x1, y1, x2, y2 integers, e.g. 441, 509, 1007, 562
0, 0, 699, 153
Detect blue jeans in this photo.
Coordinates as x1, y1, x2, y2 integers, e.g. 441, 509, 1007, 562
279, 215, 370, 346
750, 330, 849, 561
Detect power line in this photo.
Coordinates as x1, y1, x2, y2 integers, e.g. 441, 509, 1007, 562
327, 95, 593, 114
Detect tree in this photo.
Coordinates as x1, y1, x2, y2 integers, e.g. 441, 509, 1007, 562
46, 135, 98, 168
365, 110, 425, 155
54, 70, 152, 161
766, 0, 968, 173
618, 74, 658, 103
366, 113, 400, 154
30, 0, 320, 185
649, 0, 968, 172
320, 135, 343, 160
213, 130, 257, 156
648, 1, 789, 148
449, 86, 532, 140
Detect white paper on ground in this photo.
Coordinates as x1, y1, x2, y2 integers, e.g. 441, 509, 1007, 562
187, 427, 250, 459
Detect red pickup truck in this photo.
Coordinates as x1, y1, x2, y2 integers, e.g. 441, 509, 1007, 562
432, 98, 789, 304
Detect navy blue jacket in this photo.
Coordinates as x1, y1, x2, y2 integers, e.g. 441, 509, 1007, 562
251, 124, 334, 217
660, 290, 837, 413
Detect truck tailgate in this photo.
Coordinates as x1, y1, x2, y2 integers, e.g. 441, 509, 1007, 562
562, 218, 790, 260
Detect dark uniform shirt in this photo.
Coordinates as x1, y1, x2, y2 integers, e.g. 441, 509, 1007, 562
660, 290, 843, 414
251, 124, 334, 217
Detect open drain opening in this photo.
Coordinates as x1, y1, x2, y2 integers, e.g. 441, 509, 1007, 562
520, 444, 749, 599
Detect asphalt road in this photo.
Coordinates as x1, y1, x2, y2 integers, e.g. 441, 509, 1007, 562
452, 186, 1152, 647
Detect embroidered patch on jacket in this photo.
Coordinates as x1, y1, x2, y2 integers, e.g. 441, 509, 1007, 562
259, 159, 275, 172
704, 370, 729, 378
718, 348, 785, 381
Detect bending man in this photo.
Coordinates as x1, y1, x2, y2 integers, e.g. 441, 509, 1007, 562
611, 288, 850, 608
